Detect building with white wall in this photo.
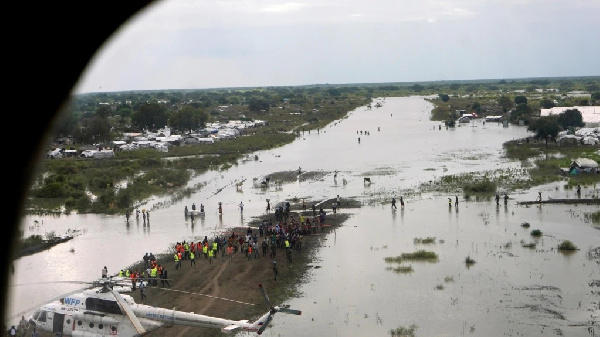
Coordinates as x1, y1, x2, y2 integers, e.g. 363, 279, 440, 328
540, 106, 600, 127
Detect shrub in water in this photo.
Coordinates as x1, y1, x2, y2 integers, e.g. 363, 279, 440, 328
558, 240, 577, 251
530, 229, 542, 237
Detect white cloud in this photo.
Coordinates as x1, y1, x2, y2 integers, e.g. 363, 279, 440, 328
258, 2, 312, 13
74, 0, 600, 93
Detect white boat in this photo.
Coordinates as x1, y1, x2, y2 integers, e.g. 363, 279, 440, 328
187, 210, 205, 216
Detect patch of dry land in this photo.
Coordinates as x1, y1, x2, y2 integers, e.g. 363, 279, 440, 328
36, 185, 361, 337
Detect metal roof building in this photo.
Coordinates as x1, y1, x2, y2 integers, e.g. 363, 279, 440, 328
540, 106, 600, 127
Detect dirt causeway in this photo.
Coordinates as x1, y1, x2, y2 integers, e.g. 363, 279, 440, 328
37, 196, 359, 337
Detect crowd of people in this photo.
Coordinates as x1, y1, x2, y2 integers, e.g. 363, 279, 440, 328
164, 207, 336, 282
99, 252, 172, 302
170, 214, 320, 267
111, 198, 338, 303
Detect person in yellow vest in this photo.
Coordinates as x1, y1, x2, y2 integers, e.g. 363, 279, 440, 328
203, 243, 209, 259
118, 269, 124, 277
212, 241, 218, 256
208, 247, 215, 264
184, 242, 190, 260
190, 251, 196, 267
125, 269, 130, 278
174, 253, 180, 270
151, 265, 158, 286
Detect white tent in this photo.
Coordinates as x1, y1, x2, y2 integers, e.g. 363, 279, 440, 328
540, 106, 600, 127
571, 158, 598, 169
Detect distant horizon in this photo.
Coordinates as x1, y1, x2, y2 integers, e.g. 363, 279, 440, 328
75, 75, 600, 95
73, 0, 600, 95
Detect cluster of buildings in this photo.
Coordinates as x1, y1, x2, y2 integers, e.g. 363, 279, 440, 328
540, 106, 600, 127
540, 106, 600, 146
47, 120, 267, 158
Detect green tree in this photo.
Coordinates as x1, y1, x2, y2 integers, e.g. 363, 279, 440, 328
169, 105, 207, 133
527, 116, 561, 148
438, 94, 449, 102
132, 103, 168, 131
327, 88, 342, 97
248, 97, 270, 113
514, 96, 528, 105
497, 96, 514, 112
412, 84, 425, 92
557, 109, 584, 129
79, 115, 111, 144
96, 105, 112, 118
116, 106, 133, 118
539, 97, 555, 109
509, 103, 532, 123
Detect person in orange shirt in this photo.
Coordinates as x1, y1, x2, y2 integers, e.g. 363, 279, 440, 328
227, 245, 234, 260
130, 270, 138, 290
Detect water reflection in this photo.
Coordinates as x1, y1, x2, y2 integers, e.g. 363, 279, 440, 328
9, 97, 598, 336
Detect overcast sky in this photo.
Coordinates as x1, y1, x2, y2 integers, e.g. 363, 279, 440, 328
74, 0, 599, 94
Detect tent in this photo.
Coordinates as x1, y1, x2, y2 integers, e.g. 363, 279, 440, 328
569, 158, 599, 174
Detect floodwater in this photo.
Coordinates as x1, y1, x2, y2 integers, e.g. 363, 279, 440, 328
7, 96, 600, 336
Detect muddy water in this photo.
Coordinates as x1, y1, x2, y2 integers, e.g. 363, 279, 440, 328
7, 96, 599, 336
260, 197, 599, 337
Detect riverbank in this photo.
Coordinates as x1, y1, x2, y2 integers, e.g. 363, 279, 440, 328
139, 198, 359, 337
31, 198, 359, 337
14, 236, 74, 260
517, 198, 600, 205
16, 96, 600, 336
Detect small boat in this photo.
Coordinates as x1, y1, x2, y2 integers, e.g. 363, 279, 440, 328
518, 198, 600, 205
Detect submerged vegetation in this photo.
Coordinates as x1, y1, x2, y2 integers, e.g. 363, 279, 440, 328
385, 250, 439, 263
390, 324, 418, 337
521, 241, 537, 249
413, 237, 436, 244
462, 179, 497, 194
385, 265, 414, 274
558, 240, 578, 251
585, 211, 600, 224
465, 255, 476, 265
531, 229, 543, 237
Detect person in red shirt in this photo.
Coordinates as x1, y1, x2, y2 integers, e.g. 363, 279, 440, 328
130, 270, 138, 290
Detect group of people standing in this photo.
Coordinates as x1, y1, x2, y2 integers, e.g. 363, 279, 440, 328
101, 252, 171, 302
185, 203, 206, 222
495, 193, 509, 205
125, 208, 150, 222
6, 315, 35, 337
391, 197, 404, 209
174, 238, 223, 266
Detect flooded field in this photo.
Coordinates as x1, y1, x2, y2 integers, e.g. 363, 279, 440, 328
7, 96, 599, 336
